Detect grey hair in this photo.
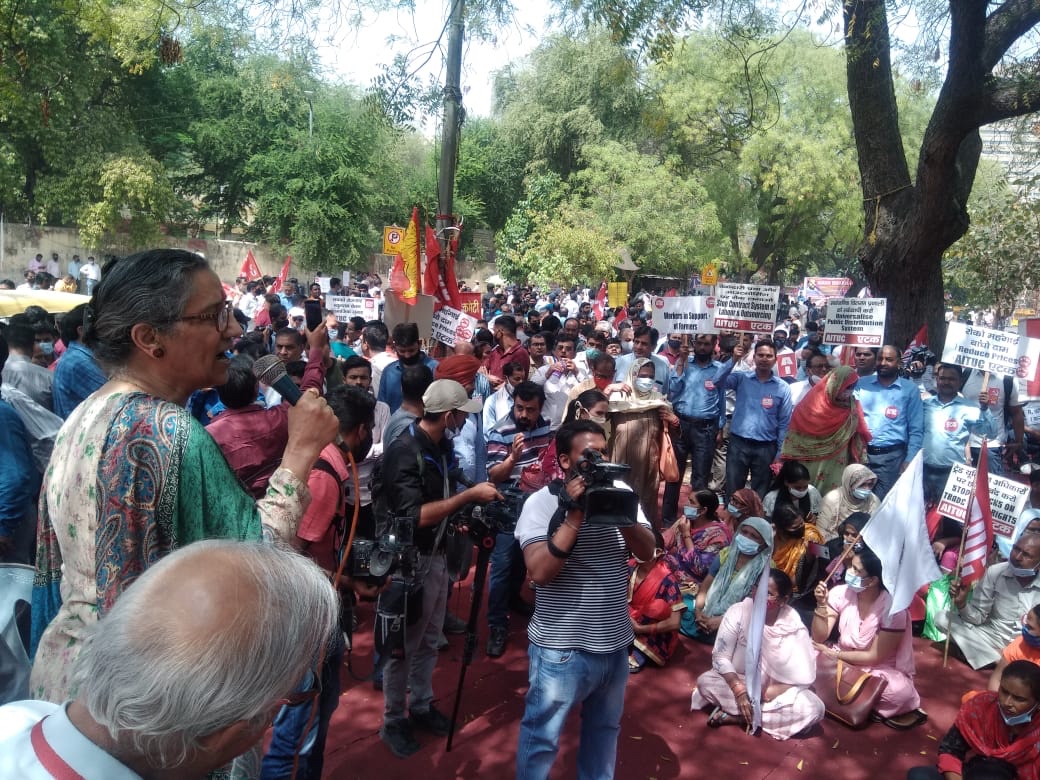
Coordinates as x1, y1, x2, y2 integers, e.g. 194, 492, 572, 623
72, 540, 339, 769
83, 249, 210, 370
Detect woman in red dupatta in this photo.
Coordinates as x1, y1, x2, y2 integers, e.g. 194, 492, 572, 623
781, 365, 871, 498
628, 551, 685, 671
909, 661, 1040, 780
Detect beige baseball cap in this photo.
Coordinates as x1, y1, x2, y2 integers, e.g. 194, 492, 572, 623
422, 379, 483, 414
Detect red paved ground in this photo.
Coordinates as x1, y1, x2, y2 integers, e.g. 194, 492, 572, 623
321, 570, 989, 780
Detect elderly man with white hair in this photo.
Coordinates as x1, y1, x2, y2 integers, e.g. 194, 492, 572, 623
0, 540, 339, 778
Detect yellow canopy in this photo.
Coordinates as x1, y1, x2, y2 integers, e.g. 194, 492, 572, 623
0, 289, 91, 317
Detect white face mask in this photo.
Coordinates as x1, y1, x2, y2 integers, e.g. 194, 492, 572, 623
621, 340, 634, 354
808, 373, 822, 386
789, 487, 809, 499
634, 378, 655, 393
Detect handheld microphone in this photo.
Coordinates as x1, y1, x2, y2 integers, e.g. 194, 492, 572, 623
252, 354, 302, 405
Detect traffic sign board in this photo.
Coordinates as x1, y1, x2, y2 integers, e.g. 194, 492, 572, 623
383, 226, 404, 256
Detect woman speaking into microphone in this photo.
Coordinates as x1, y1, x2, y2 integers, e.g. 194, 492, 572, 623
30, 249, 338, 703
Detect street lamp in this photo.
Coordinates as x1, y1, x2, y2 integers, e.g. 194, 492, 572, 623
303, 90, 314, 138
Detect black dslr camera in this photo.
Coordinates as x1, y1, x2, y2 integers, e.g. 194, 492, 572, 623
371, 514, 422, 660
574, 448, 638, 527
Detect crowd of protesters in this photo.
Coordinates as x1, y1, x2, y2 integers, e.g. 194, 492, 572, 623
0, 252, 1038, 779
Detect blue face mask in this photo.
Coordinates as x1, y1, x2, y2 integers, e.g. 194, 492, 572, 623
726, 504, 742, 518
683, 506, 698, 520
39, 341, 54, 356
852, 487, 873, 500
734, 534, 761, 556
844, 571, 868, 592
1001, 704, 1037, 727
1023, 622, 1040, 648
1010, 563, 1039, 578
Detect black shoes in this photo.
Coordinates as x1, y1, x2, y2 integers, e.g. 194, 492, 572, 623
380, 719, 420, 758
410, 705, 452, 737
443, 612, 468, 634
487, 625, 508, 658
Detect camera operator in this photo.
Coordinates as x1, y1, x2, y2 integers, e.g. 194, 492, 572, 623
379, 379, 502, 759
514, 420, 655, 780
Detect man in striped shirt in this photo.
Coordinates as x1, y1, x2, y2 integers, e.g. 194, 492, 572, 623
485, 382, 554, 658
514, 420, 655, 780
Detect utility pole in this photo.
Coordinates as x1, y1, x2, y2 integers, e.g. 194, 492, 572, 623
436, 0, 465, 267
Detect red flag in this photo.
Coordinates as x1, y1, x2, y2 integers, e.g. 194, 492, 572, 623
592, 280, 607, 320
422, 224, 463, 311
664, 287, 678, 297
239, 249, 262, 281
959, 446, 994, 587
901, 323, 928, 363
268, 256, 292, 295
422, 225, 442, 301
390, 208, 420, 305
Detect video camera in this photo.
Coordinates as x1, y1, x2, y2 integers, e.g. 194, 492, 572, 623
574, 448, 639, 527
349, 513, 418, 587
456, 485, 528, 544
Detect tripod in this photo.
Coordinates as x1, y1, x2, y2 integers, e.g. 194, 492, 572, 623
445, 530, 496, 751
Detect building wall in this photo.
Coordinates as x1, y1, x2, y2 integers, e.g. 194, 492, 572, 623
0, 223, 500, 290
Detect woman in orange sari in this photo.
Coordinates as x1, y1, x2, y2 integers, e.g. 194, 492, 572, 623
628, 551, 685, 671
770, 502, 823, 622
781, 365, 870, 498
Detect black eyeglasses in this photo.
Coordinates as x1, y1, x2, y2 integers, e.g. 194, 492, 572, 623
278, 670, 322, 708
179, 300, 234, 332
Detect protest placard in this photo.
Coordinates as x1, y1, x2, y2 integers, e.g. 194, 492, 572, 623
937, 463, 975, 523
942, 322, 1040, 381
1024, 402, 1040, 428
326, 295, 378, 321
431, 306, 477, 348
457, 292, 481, 318
822, 298, 887, 347
651, 296, 719, 335
776, 352, 797, 379
712, 283, 780, 334
802, 277, 852, 300
988, 474, 1030, 540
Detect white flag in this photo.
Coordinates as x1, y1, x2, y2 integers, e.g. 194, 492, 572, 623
861, 452, 941, 616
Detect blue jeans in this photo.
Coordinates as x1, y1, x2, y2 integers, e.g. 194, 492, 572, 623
661, 419, 718, 522
725, 434, 775, 499
261, 632, 344, 780
487, 531, 524, 629
517, 644, 629, 780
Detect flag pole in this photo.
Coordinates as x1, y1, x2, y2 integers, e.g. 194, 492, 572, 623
942, 438, 985, 668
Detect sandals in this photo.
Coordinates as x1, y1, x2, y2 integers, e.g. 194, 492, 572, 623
874, 708, 928, 730
707, 706, 731, 728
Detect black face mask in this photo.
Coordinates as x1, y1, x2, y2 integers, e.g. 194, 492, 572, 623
399, 352, 423, 366
786, 525, 806, 539
351, 431, 374, 462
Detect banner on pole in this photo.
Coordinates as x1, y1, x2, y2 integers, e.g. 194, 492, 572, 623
712, 283, 780, 333
651, 296, 719, 335
988, 474, 1030, 540
431, 306, 478, 348
937, 463, 975, 523
326, 295, 378, 321
942, 321, 1040, 380
822, 298, 887, 347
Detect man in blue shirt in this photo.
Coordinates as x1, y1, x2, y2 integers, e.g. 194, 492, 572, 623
922, 362, 998, 504
661, 334, 741, 523
377, 322, 438, 413
724, 340, 793, 498
53, 304, 107, 419
854, 344, 925, 499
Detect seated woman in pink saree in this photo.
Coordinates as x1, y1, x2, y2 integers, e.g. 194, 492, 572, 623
628, 552, 685, 671
691, 569, 825, 740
